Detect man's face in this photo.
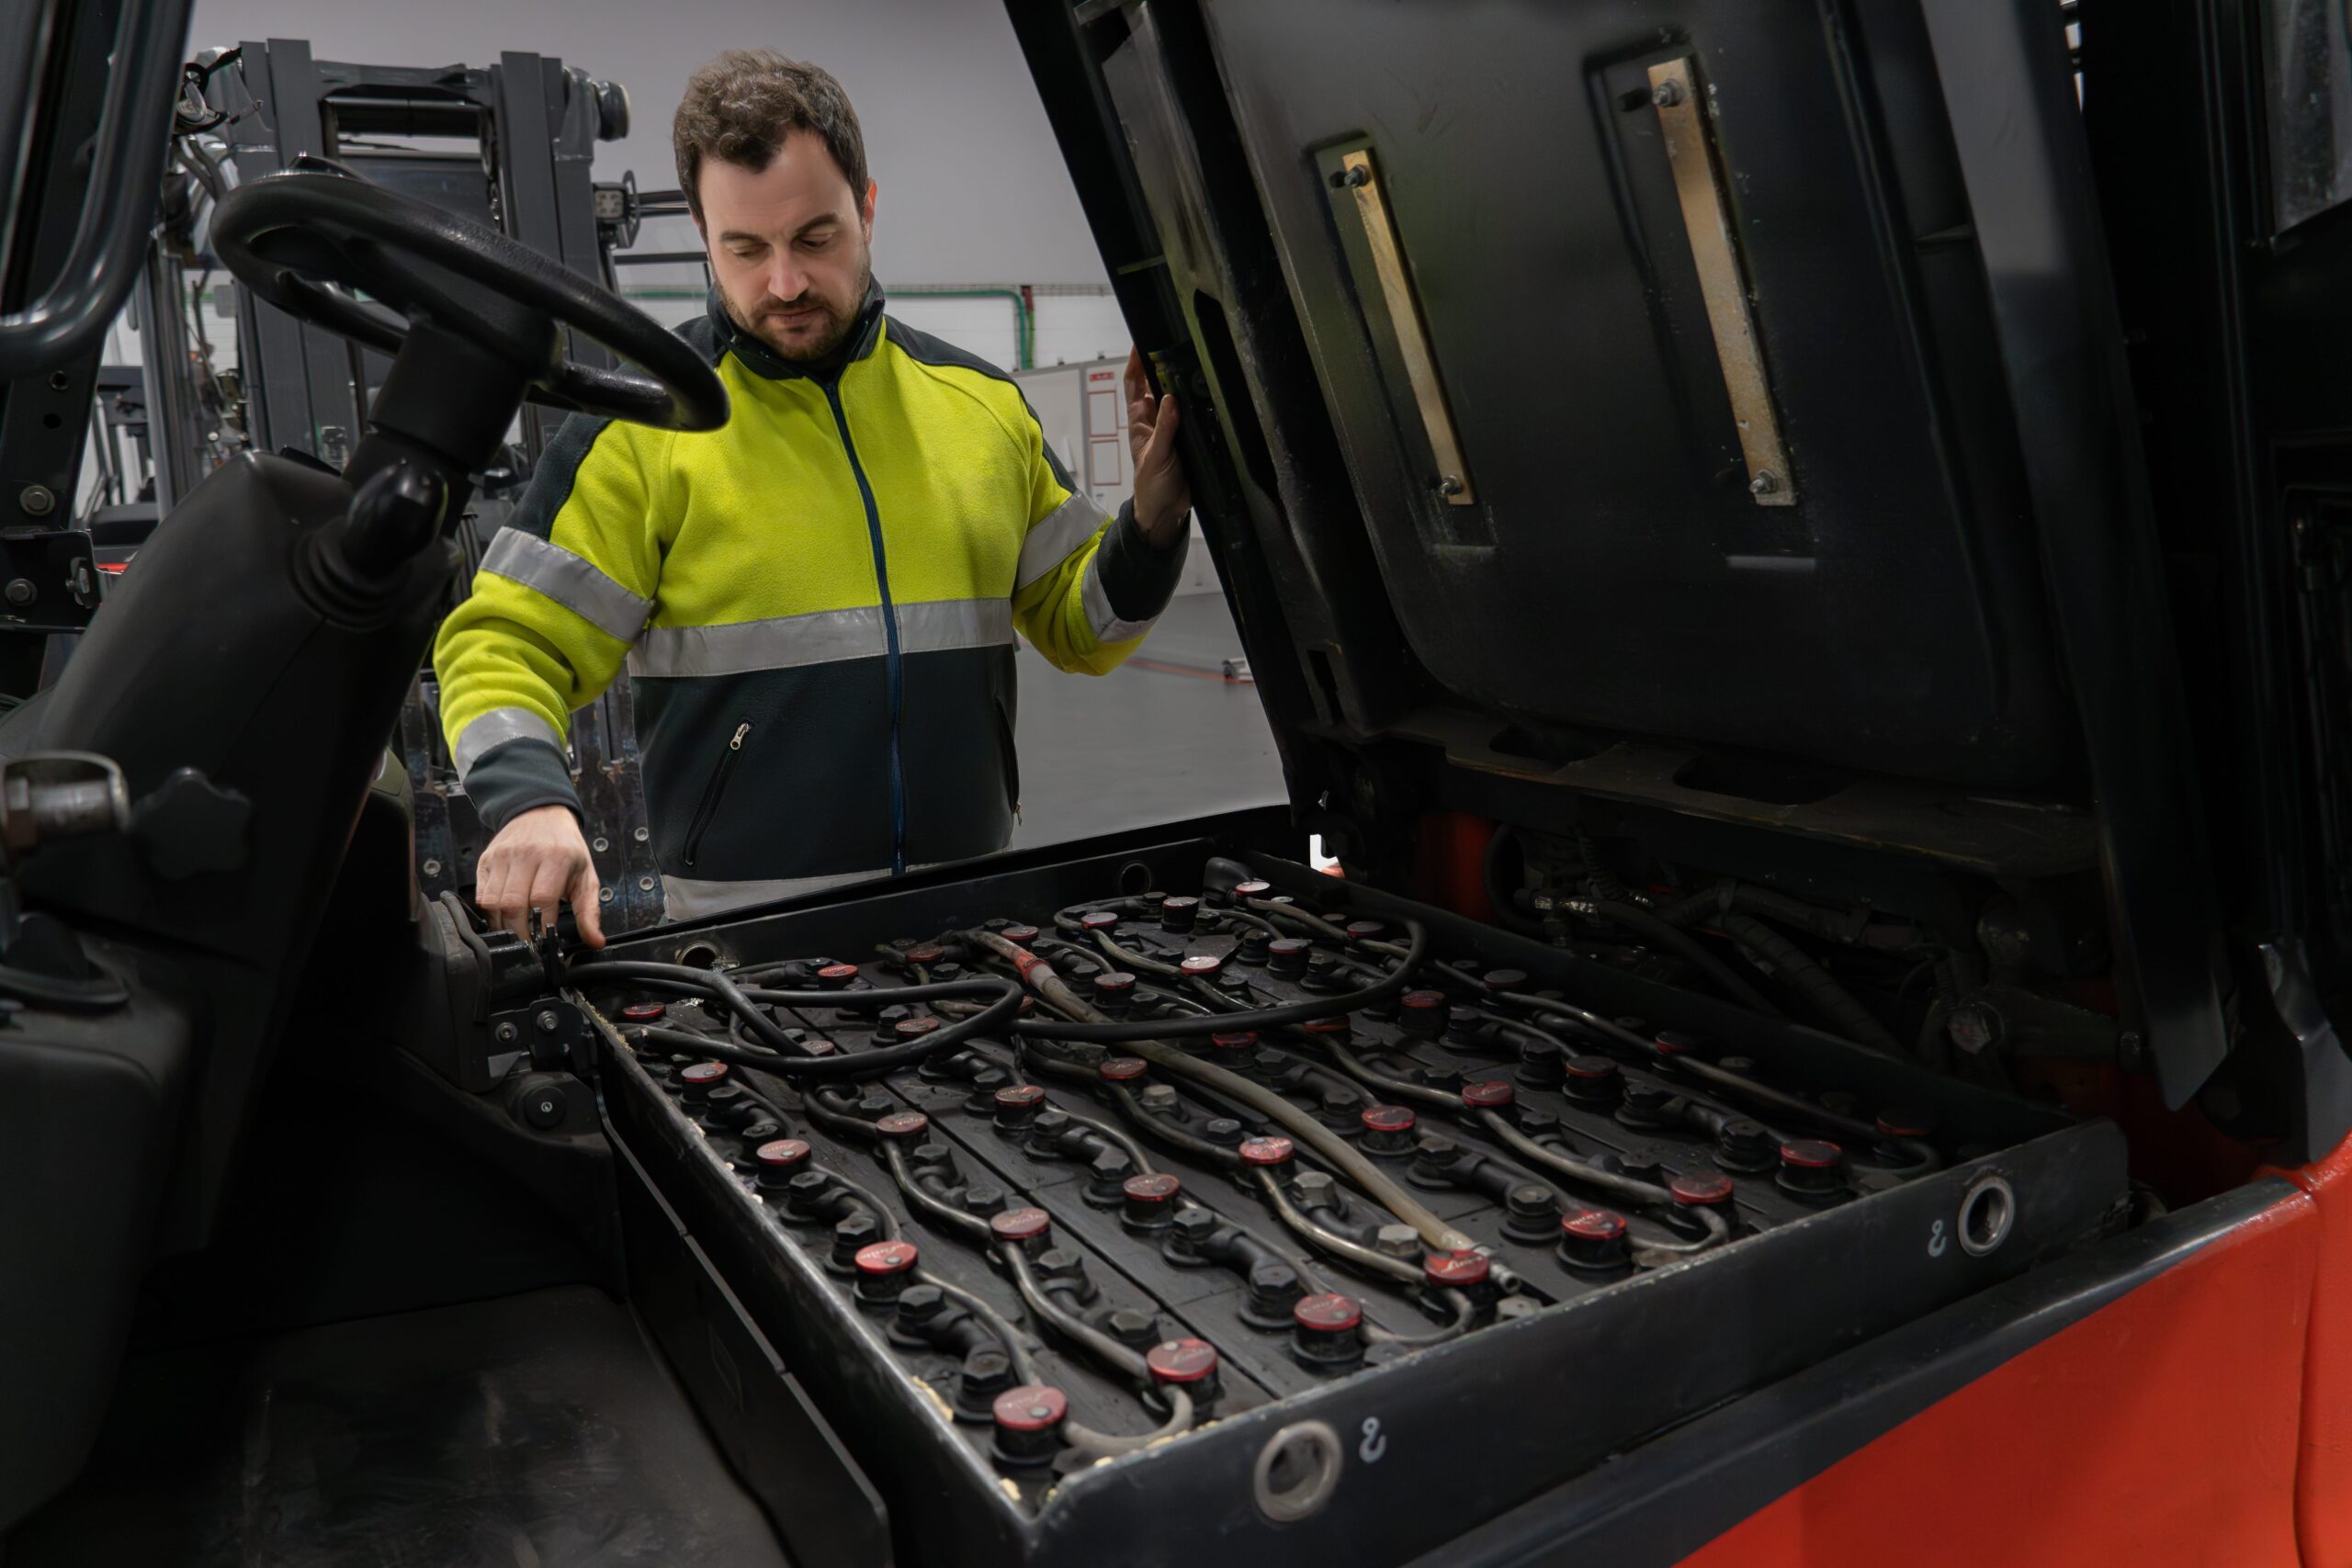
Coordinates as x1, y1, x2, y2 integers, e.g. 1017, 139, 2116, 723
698, 130, 876, 363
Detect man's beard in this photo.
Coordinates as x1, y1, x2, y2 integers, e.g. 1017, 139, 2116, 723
722, 260, 873, 365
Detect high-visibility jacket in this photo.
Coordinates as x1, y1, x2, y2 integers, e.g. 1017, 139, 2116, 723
433, 288, 1185, 919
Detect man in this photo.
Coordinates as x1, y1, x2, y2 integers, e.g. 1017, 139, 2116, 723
434, 50, 1192, 944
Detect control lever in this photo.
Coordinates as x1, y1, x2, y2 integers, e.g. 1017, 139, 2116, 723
0, 752, 132, 1008
0, 752, 130, 866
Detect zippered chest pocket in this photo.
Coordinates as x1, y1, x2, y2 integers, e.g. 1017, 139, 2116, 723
684, 720, 750, 868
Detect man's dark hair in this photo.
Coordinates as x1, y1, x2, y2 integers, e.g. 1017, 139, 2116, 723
673, 50, 868, 222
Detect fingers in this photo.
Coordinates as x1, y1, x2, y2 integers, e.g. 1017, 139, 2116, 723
1124, 344, 1148, 408
1134, 395, 1191, 538
1139, 392, 1182, 476
525, 852, 573, 942
1126, 347, 1160, 464
568, 857, 606, 948
476, 847, 529, 941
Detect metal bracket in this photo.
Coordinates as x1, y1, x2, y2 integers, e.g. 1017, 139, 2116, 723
489, 998, 593, 1080
1648, 57, 1797, 506
0, 526, 101, 627
1333, 148, 1476, 507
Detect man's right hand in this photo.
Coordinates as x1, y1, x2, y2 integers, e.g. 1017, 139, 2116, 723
475, 803, 605, 948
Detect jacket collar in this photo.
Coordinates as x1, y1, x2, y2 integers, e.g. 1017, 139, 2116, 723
707, 281, 887, 383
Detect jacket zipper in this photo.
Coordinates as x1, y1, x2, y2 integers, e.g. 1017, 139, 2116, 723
683, 720, 750, 868
824, 379, 907, 875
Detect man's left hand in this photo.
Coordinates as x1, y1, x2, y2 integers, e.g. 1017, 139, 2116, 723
1126, 346, 1192, 547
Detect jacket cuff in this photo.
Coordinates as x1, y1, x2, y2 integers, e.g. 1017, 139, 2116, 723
463, 737, 582, 832
1093, 499, 1190, 623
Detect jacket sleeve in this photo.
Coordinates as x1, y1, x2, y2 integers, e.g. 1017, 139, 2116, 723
1009, 418, 1188, 676
433, 414, 665, 830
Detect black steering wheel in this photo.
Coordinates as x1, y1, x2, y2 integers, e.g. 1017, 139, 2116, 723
210, 169, 727, 432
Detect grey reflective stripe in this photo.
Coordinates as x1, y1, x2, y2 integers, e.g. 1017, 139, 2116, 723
1080, 553, 1157, 645
629, 598, 1012, 680
897, 598, 1014, 656
480, 528, 652, 642
662, 862, 947, 920
454, 705, 564, 780
1015, 491, 1109, 589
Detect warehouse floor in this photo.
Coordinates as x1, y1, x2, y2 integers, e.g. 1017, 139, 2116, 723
1008, 592, 1286, 849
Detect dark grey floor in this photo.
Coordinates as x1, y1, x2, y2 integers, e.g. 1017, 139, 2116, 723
11, 1286, 791, 1568
1009, 592, 1284, 852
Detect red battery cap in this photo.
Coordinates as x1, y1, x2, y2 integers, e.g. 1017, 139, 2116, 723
875, 1111, 931, 1139
1424, 1249, 1491, 1288
1080, 910, 1121, 931
753, 1138, 811, 1168
990, 1206, 1052, 1242
1238, 1136, 1295, 1167
1232, 880, 1273, 899
1147, 1338, 1220, 1385
1301, 1016, 1351, 1035
1670, 1171, 1736, 1206
1179, 954, 1225, 977
992, 1385, 1067, 1432
1781, 1139, 1844, 1169
1293, 1292, 1362, 1332
905, 944, 947, 965
680, 1061, 729, 1085
619, 1002, 666, 1021
1461, 1079, 1516, 1110
1001, 924, 1040, 945
1562, 1209, 1628, 1242
891, 1016, 942, 1040
994, 1083, 1047, 1111
854, 1240, 919, 1276
1875, 1109, 1935, 1140
1122, 1173, 1182, 1204
1098, 1056, 1148, 1082
1209, 1031, 1259, 1051
1360, 1105, 1417, 1134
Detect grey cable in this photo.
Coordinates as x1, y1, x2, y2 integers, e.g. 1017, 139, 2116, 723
1064, 1387, 1194, 1458
1252, 1168, 1426, 1287
970, 931, 1474, 1253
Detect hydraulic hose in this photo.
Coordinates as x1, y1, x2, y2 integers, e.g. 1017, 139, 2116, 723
1657, 881, 1923, 951
1581, 898, 1785, 1020
1710, 911, 1904, 1055
1481, 825, 1552, 939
